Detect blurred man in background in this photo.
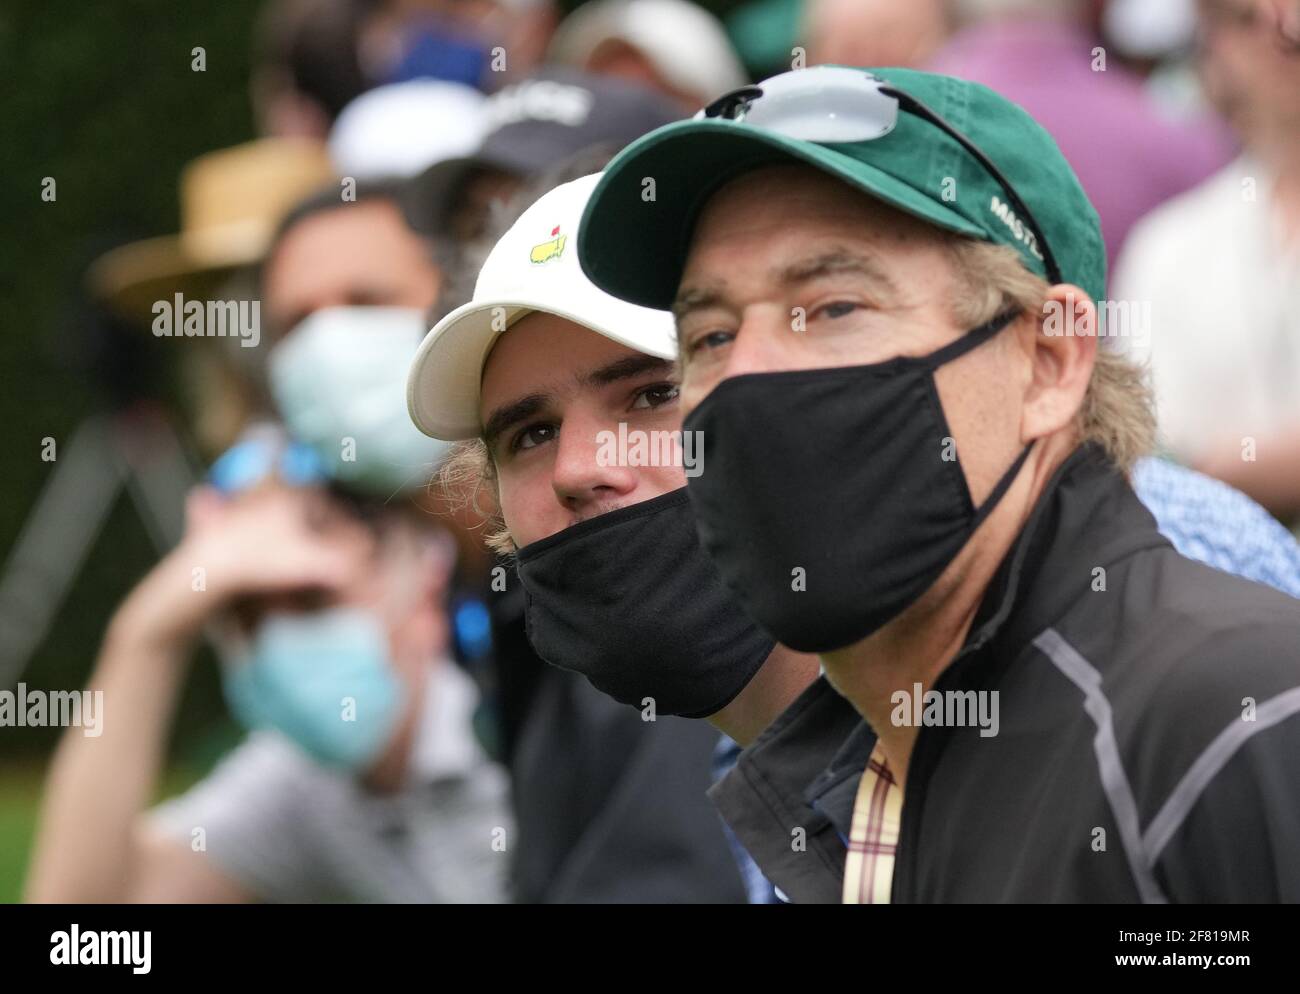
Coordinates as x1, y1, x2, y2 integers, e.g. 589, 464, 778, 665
1114, 0, 1300, 522
26, 147, 516, 902
929, 0, 1234, 263
359, 0, 560, 91
263, 182, 448, 347
26, 432, 509, 903
804, 0, 951, 69
260, 175, 499, 587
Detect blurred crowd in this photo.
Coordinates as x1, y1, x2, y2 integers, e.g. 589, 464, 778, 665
14, 0, 1300, 903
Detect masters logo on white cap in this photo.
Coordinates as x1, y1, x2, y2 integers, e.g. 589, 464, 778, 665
406, 172, 677, 441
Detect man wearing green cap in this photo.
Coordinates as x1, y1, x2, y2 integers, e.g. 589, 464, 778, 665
578, 65, 1300, 903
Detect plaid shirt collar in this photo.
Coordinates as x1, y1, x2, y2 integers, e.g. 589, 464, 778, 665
842, 744, 902, 903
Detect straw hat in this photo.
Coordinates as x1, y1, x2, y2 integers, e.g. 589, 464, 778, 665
88, 137, 335, 326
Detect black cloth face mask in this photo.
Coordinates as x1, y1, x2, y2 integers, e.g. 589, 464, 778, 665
683, 309, 1032, 654
515, 488, 776, 718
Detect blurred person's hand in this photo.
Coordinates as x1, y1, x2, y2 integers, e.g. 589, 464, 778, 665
181, 484, 371, 614
113, 483, 372, 653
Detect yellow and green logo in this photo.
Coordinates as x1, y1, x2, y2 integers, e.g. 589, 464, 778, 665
530, 225, 567, 264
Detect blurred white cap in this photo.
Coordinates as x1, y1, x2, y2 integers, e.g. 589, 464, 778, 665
329, 80, 488, 179
1103, 0, 1197, 60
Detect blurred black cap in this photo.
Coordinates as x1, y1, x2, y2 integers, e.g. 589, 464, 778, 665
403, 67, 683, 238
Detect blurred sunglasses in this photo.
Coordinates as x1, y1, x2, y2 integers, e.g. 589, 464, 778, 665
207, 434, 330, 497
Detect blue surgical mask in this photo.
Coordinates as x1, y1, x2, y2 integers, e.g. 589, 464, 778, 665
222, 607, 403, 771
385, 24, 489, 90
268, 307, 454, 496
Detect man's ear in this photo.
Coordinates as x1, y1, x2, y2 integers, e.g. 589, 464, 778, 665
1018, 284, 1097, 445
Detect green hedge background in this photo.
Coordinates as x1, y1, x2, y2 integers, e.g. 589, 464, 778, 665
0, 0, 759, 903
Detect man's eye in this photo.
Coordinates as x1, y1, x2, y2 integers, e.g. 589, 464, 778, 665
815, 300, 860, 320
686, 330, 734, 356
512, 424, 556, 452
631, 382, 680, 409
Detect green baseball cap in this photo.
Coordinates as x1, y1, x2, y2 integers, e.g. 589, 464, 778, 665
577, 65, 1105, 312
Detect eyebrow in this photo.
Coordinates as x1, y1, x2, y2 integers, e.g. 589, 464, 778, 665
672, 285, 726, 323
673, 247, 901, 324
480, 354, 676, 449
482, 393, 547, 451
577, 353, 674, 388
273, 283, 404, 339
777, 249, 901, 301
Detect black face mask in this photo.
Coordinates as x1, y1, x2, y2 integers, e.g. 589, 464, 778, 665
515, 488, 776, 718
683, 310, 1032, 654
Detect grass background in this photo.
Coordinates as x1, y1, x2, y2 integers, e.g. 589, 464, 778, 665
0, 0, 268, 905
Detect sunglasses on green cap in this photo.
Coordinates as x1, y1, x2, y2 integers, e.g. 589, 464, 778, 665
577, 65, 1105, 313
694, 66, 1063, 286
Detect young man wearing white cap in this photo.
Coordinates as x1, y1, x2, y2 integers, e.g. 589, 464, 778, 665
408, 171, 819, 741
414, 162, 827, 899
410, 170, 821, 732
408, 169, 827, 902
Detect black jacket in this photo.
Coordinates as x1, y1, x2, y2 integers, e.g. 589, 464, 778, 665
491, 577, 746, 904
711, 443, 1300, 903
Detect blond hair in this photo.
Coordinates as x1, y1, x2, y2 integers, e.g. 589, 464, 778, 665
942, 237, 1155, 473
434, 438, 514, 555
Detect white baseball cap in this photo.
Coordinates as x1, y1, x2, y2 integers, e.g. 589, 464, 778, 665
406, 172, 677, 440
